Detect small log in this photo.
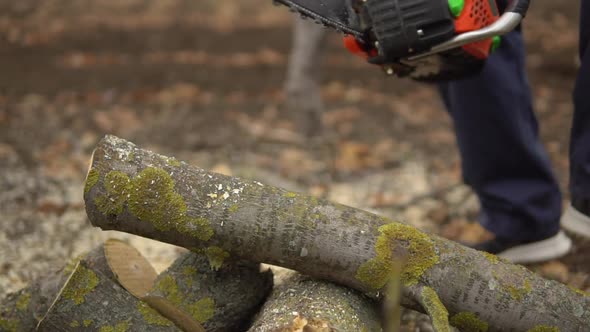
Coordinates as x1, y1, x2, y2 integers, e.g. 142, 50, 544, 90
0, 269, 64, 332
84, 136, 590, 331
248, 273, 381, 332
37, 245, 178, 332
147, 251, 273, 331
0, 245, 122, 332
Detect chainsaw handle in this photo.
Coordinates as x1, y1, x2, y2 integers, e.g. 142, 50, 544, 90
506, 0, 530, 17
408, 0, 529, 60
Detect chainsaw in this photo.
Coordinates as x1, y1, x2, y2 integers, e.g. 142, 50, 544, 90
274, 0, 530, 81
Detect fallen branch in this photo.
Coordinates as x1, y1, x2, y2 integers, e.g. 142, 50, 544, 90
84, 136, 590, 331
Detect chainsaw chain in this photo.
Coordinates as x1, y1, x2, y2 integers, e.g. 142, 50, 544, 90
273, 0, 365, 39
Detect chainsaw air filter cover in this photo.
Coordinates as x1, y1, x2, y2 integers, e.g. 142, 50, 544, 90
360, 0, 501, 81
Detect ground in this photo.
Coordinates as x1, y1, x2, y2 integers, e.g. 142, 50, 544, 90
0, 0, 588, 328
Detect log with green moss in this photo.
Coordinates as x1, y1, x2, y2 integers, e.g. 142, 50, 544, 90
84, 135, 590, 331
147, 251, 273, 331
0, 268, 65, 332
248, 273, 381, 331
36, 245, 178, 332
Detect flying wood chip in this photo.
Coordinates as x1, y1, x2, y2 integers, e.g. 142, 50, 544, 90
104, 238, 158, 298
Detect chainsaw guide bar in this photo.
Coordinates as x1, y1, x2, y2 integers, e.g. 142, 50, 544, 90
273, 0, 365, 39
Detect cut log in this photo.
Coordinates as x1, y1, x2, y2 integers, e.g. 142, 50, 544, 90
36, 244, 178, 332
84, 136, 590, 331
0, 244, 133, 332
0, 269, 64, 332
147, 251, 273, 331
248, 273, 381, 332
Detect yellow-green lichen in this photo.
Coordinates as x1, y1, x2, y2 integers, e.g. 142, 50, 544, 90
355, 258, 394, 291
228, 204, 239, 213
450, 312, 488, 332
16, 291, 30, 311
183, 266, 197, 278
95, 171, 131, 215
506, 278, 532, 301
83, 319, 93, 327
284, 192, 298, 198
527, 326, 560, 332
568, 285, 589, 297
138, 302, 173, 326
62, 265, 99, 305
0, 318, 18, 332
204, 246, 230, 270
186, 297, 215, 323
176, 217, 214, 242
128, 168, 213, 241
99, 321, 129, 332
153, 275, 215, 324
182, 265, 198, 288
166, 157, 181, 167
70, 320, 80, 328
482, 252, 499, 265
155, 275, 182, 305
356, 222, 439, 289
421, 287, 450, 332
84, 169, 100, 195
63, 253, 86, 276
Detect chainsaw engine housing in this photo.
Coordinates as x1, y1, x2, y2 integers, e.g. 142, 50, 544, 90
359, 0, 500, 81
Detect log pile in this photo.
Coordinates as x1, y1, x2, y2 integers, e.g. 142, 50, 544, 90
2, 135, 589, 332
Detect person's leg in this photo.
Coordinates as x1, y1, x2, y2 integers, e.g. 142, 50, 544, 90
561, 1, 590, 238
438, 29, 567, 257
285, 17, 327, 137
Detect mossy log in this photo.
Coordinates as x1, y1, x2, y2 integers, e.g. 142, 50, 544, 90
0, 244, 161, 332
37, 245, 178, 332
147, 251, 273, 331
0, 268, 65, 332
248, 273, 381, 332
85, 136, 590, 331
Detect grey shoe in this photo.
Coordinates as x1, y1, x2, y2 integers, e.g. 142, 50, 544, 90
469, 231, 572, 264
561, 201, 590, 239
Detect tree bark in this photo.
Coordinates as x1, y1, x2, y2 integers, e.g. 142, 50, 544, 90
37, 245, 178, 332
147, 251, 273, 331
248, 273, 381, 332
85, 135, 590, 332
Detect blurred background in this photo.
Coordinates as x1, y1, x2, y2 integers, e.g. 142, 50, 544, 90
0, 0, 587, 308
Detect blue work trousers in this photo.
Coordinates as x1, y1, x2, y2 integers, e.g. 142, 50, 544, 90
438, 2, 590, 241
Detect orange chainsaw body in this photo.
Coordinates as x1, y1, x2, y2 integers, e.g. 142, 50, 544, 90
455, 0, 501, 59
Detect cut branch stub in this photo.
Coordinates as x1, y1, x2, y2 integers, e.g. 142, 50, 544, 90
84, 135, 590, 331
147, 251, 273, 331
248, 273, 381, 332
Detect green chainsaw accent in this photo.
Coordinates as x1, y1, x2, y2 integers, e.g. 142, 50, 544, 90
491, 36, 502, 52
448, 0, 465, 17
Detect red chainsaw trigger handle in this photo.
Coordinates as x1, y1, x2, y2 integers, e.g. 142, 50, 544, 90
455, 0, 501, 59
343, 35, 378, 60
